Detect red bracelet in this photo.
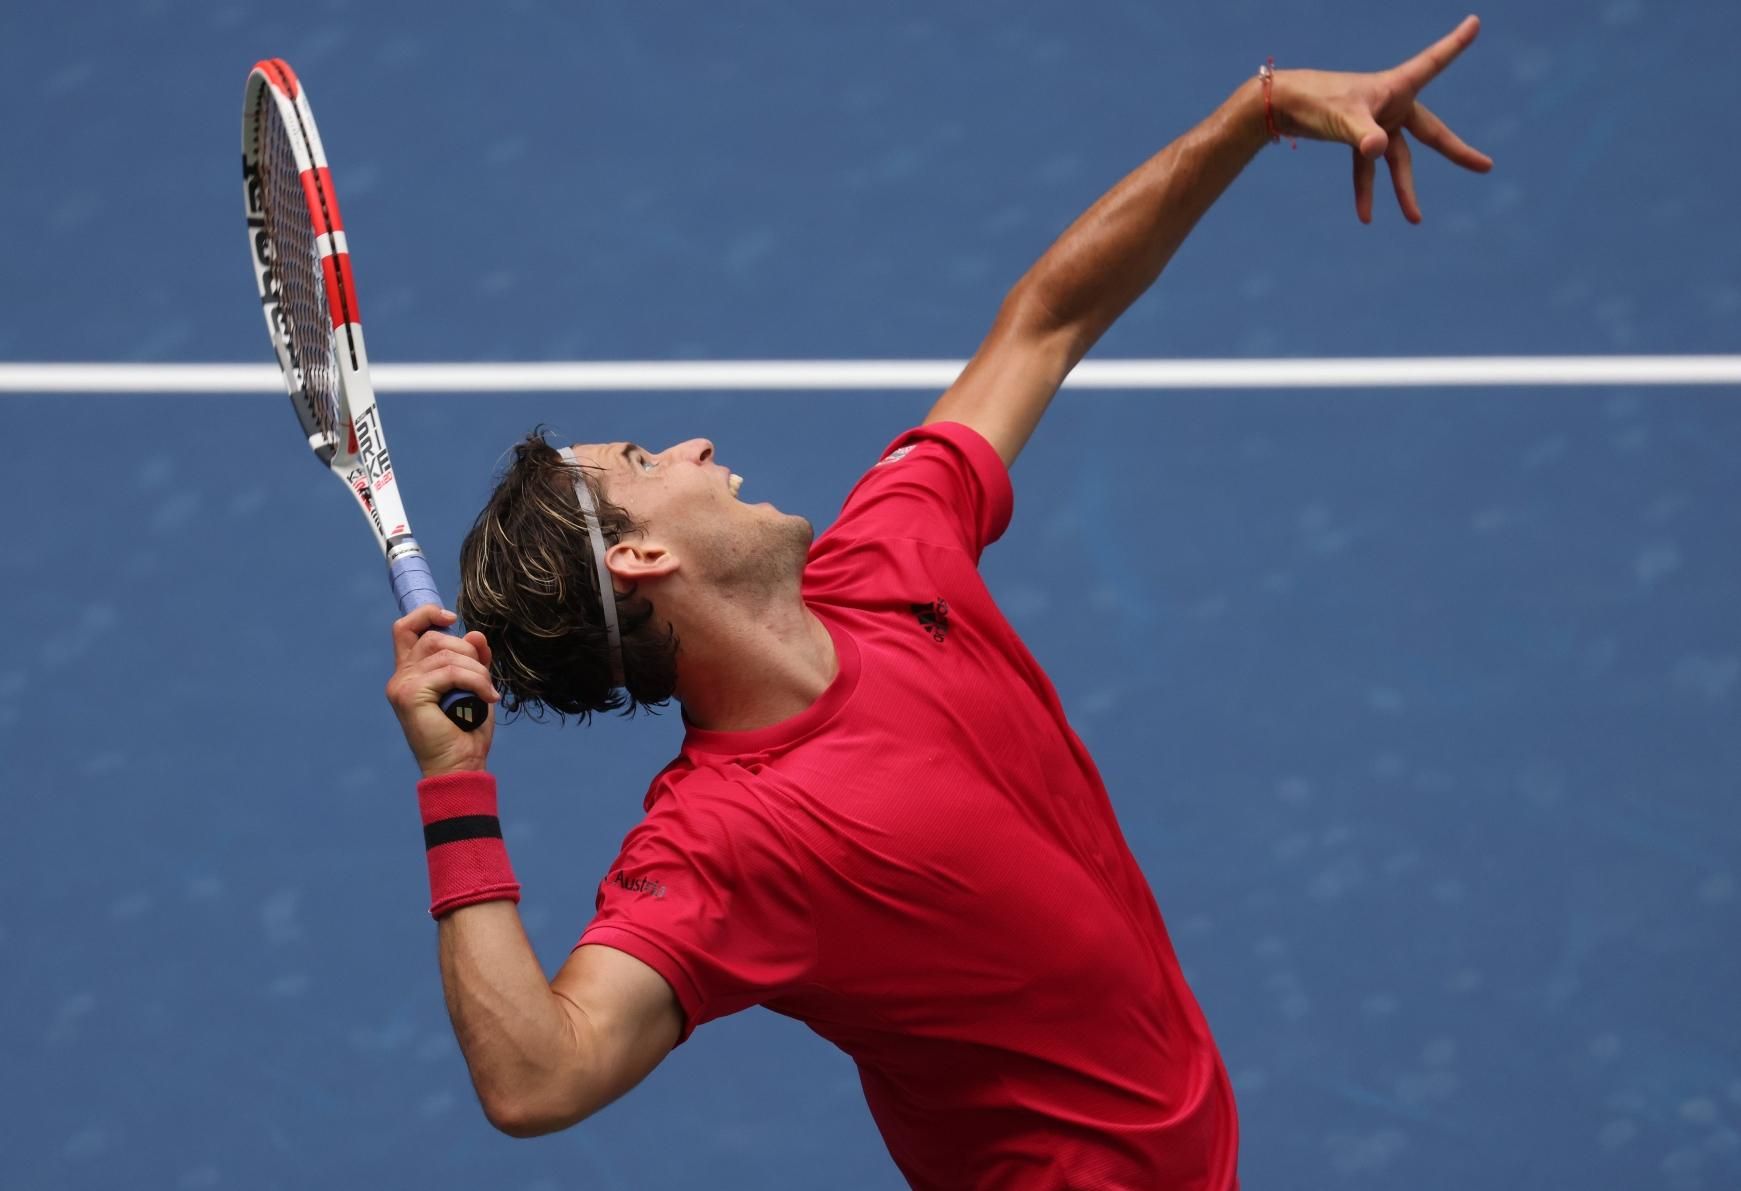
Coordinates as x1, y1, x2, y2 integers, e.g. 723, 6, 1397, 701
418, 771, 521, 918
1259, 58, 1297, 150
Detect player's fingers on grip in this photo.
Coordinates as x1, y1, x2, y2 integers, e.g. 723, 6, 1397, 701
386, 646, 496, 709
412, 650, 499, 699
409, 627, 485, 667
392, 605, 457, 664
388, 654, 497, 710
424, 659, 501, 706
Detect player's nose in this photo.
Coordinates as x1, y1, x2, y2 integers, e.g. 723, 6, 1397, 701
669, 438, 714, 465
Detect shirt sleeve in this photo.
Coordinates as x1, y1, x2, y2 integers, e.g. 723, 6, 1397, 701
576, 776, 816, 1044
829, 421, 1014, 564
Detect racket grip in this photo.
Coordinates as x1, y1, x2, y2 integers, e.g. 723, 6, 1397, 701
388, 540, 489, 733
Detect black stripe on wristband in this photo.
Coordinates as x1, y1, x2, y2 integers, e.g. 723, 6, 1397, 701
423, 814, 504, 850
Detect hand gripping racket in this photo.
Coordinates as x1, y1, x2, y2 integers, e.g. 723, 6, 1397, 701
243, 59, 486, 731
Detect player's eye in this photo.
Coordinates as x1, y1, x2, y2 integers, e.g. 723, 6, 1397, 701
639, 453, 657, 472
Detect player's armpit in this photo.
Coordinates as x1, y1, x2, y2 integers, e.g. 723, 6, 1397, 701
924, 284, 1079, 470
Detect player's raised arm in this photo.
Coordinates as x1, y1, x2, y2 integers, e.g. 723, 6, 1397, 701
925, 16, 1491, 469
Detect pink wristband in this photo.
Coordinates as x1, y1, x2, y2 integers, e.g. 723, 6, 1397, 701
418, 771, 521, 918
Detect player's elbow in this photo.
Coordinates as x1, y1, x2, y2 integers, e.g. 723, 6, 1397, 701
481, 1095, 550, 1138
484, 1105, 562, 1140
999, 280, 1093, 369
479, 1087, 595, 1139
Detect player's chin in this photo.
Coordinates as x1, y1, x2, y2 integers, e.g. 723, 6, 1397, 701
762, 508, 814, 550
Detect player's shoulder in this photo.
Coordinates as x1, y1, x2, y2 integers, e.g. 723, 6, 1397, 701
827, 423, 990, 517
811, 421, 1013, 560
640, 754, 769, 822
871, 420, 1006, 476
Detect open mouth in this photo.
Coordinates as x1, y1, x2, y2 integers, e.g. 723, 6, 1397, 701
728, 472, 743, 498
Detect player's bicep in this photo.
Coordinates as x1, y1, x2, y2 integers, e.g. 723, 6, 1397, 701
924, 293, 1078, 469
549, 942, 683, 1119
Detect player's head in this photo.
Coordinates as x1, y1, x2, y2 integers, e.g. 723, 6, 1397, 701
457, 428, 812, 720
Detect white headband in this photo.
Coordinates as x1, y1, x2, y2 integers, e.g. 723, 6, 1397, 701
557, 446, 624, 686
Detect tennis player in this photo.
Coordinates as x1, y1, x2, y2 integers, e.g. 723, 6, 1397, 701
387, 21, 1489, 1189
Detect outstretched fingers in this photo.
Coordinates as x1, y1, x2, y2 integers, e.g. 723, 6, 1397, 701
1386, 132, 1422, 223
1354, 147, 1377, 224
1391, 15, 1482, 94
1406, 102, 1493, 172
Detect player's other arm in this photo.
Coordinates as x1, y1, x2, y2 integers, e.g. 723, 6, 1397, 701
927, 17, 1491, 469
386, 606, 682, 1136
924, 84, 1267, 470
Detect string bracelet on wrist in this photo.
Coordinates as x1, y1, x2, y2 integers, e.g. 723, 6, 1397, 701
1259, 58, 1298, 150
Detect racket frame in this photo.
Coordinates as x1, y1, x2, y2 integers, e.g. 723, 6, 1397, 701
243, 60, 485, 730
243, 61, 412, 558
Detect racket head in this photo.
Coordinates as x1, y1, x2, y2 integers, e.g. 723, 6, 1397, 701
242, 59, 410, 552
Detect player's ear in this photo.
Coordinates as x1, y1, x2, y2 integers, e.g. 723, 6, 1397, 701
604, 539, 677, 590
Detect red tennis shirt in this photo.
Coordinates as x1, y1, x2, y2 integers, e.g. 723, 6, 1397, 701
579, 422, 1238, 1189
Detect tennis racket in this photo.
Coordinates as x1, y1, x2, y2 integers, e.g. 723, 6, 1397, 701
242, 59, 486, 732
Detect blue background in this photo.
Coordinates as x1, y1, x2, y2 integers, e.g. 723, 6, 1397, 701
2, 2, 1737, 1189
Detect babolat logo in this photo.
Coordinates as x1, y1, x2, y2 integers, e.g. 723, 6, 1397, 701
608, 871, 667, 899
910, 598, 950, 643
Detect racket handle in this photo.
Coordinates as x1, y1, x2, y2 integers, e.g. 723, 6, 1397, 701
387, 540, 489, 733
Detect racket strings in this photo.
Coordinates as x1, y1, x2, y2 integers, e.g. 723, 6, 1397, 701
258, 103, 341, 444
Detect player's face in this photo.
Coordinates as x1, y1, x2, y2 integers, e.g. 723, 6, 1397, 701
571, 438, 812, 587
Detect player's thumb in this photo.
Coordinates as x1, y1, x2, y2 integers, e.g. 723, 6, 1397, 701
1353, 117, 1389, 160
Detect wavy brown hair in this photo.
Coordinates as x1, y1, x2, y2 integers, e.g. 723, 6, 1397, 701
457, 429, 679, 721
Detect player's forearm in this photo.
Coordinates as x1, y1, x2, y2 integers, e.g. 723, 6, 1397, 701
1013, 77, 1270, 361
437, 901, 595, 1136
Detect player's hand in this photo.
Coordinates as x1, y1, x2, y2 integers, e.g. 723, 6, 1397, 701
385, 606, 499, 778
1270, 15, 1493, 223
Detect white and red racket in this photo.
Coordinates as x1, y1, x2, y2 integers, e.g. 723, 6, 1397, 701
242, 59, 485, 731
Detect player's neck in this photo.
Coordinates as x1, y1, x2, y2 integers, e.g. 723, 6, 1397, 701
671, 597, 837, 733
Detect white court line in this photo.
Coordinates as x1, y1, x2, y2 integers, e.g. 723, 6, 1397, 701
0, 356, 1738, 393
